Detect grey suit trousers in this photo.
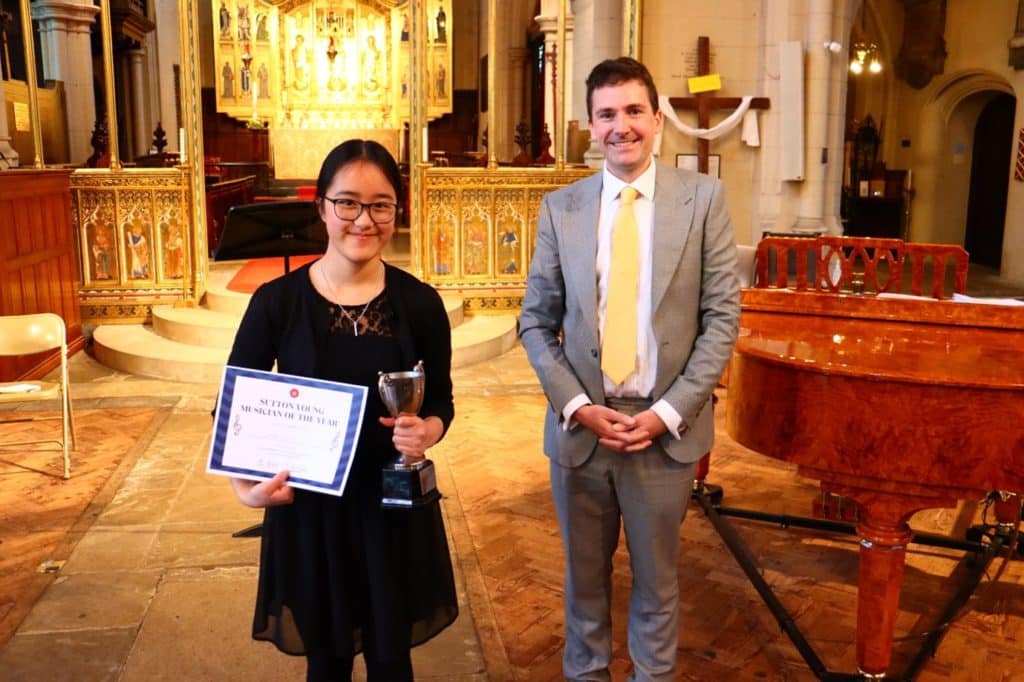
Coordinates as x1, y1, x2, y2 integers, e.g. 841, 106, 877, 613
550, 398, 696, 682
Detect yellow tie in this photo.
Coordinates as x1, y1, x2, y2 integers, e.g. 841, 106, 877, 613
602, 187, 639, 385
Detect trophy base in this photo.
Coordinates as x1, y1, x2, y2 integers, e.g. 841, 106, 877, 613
381, 459, 440, 509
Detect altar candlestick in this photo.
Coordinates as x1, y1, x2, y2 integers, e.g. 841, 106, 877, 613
179, 128, 186, 163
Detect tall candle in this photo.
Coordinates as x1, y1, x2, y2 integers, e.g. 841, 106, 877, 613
179, 128, 186, 163
905, 168, 912, 192
422, 127, 429, 163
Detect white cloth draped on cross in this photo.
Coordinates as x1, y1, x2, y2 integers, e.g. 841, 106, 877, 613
655, 94, 761, 156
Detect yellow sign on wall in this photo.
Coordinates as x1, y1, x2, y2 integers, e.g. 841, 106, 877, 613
13, 102, 30, 132
687, 74, 722, 94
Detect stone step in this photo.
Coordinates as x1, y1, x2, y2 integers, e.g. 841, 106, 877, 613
451, 314, 519, 368
153, 294, 464, 351
92, 260, 506, 382
92, 325, 229, 383
151, 305, 242, 349
203, 264, 464, 327
93, 312, 518, 382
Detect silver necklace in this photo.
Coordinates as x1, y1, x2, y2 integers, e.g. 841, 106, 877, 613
318, 261, 375, 337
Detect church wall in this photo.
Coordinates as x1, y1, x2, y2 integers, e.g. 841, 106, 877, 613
883, 0, 1018, 266
642, 0, 761, 243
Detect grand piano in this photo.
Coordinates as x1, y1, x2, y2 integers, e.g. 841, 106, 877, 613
723, 237, 1024, 678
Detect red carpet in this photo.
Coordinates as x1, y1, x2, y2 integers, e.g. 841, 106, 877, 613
226, 255, 320, 293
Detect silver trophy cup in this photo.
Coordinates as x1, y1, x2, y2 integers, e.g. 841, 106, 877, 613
378, 361, 439, 509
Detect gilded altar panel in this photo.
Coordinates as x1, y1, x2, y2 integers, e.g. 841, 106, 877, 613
418, 166, 597, 310
212, 0, 452, 131
71, 169, 195, 323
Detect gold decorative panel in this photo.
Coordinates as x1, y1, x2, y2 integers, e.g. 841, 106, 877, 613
212, 0, 452, 130
418, 166, 597, 309
71, 168, 195, 323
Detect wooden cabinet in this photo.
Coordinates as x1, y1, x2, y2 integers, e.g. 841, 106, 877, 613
0, 169, 85, 380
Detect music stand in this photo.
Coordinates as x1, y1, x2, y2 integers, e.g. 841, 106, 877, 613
215, 200, 326, 538
214, 200, 327, 274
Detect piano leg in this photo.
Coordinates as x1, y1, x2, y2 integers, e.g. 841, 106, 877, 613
855, 515, 913, 677
993, 492, 1022, 528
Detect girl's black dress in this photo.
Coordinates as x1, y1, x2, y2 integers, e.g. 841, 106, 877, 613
226, 262, 458, 661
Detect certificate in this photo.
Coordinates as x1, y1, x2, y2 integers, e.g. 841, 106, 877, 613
207, 366, 367, 496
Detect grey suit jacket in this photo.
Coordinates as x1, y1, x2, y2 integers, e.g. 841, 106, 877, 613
519, 162, 740, 467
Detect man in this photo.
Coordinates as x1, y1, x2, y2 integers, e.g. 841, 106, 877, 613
519, 57, 740, 681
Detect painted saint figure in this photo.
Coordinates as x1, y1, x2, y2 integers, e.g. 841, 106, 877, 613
435, 4, 446, 43
92, 231, 112, 280
237, 5, 251, 41
127, 225, 150, 279
219, 2, 231, 39
258, 63, 270, 98
500, 225, 519, 273
255, 13, 269, 41
361, 35, 381, 93
164, 224, 183, 279
435, 63, 446, 98
222, 62, 235, 98
291, 35, 310, 91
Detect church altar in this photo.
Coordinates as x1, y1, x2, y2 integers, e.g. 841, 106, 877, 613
213, 0, 452, 173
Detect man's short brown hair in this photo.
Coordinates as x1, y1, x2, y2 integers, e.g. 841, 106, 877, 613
585, 57, 659, 120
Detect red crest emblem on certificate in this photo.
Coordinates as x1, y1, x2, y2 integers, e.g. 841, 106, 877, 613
290, 388, 299, 398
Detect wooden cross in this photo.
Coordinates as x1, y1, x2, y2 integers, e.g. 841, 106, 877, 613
667, 36, 770, 174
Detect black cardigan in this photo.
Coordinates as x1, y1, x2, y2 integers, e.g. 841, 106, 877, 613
226, 262, 455, 435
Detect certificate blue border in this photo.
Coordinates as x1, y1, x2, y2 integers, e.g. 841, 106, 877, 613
209, 366, 367, 495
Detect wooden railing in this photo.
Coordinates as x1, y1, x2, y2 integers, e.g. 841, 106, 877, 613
754, 235, 968, 299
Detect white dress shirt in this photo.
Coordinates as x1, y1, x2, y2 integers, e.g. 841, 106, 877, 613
562, 160, 684, 438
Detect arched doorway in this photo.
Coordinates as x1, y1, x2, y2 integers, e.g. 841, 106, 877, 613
964, 93, 1015, 267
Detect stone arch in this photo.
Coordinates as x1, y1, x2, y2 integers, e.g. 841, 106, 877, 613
908, 69, 1015, 248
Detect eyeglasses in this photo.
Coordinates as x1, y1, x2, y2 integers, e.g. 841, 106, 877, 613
321, 197, 398, 223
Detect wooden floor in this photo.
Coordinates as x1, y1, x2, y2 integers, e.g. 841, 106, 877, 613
439, 347, 1024, 682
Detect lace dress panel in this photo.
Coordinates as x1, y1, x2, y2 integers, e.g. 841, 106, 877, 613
326, 291, 393, 337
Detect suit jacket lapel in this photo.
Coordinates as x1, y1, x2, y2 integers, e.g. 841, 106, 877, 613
563, 173, 602, 339
651, 167, 695, 315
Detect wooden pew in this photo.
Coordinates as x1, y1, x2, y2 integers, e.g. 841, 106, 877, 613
205, 175, 256, 256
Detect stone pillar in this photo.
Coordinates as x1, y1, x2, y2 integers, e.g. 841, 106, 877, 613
508, 46, 530, 135
571, 0, 623, 167
491, 2, 534, 161
793, 0, 839, 233
150, 0, 181, 137
536, 1, 575, 147
0, 80, 19, 168
128, 48, 149, 158
31, 0, 101, 163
